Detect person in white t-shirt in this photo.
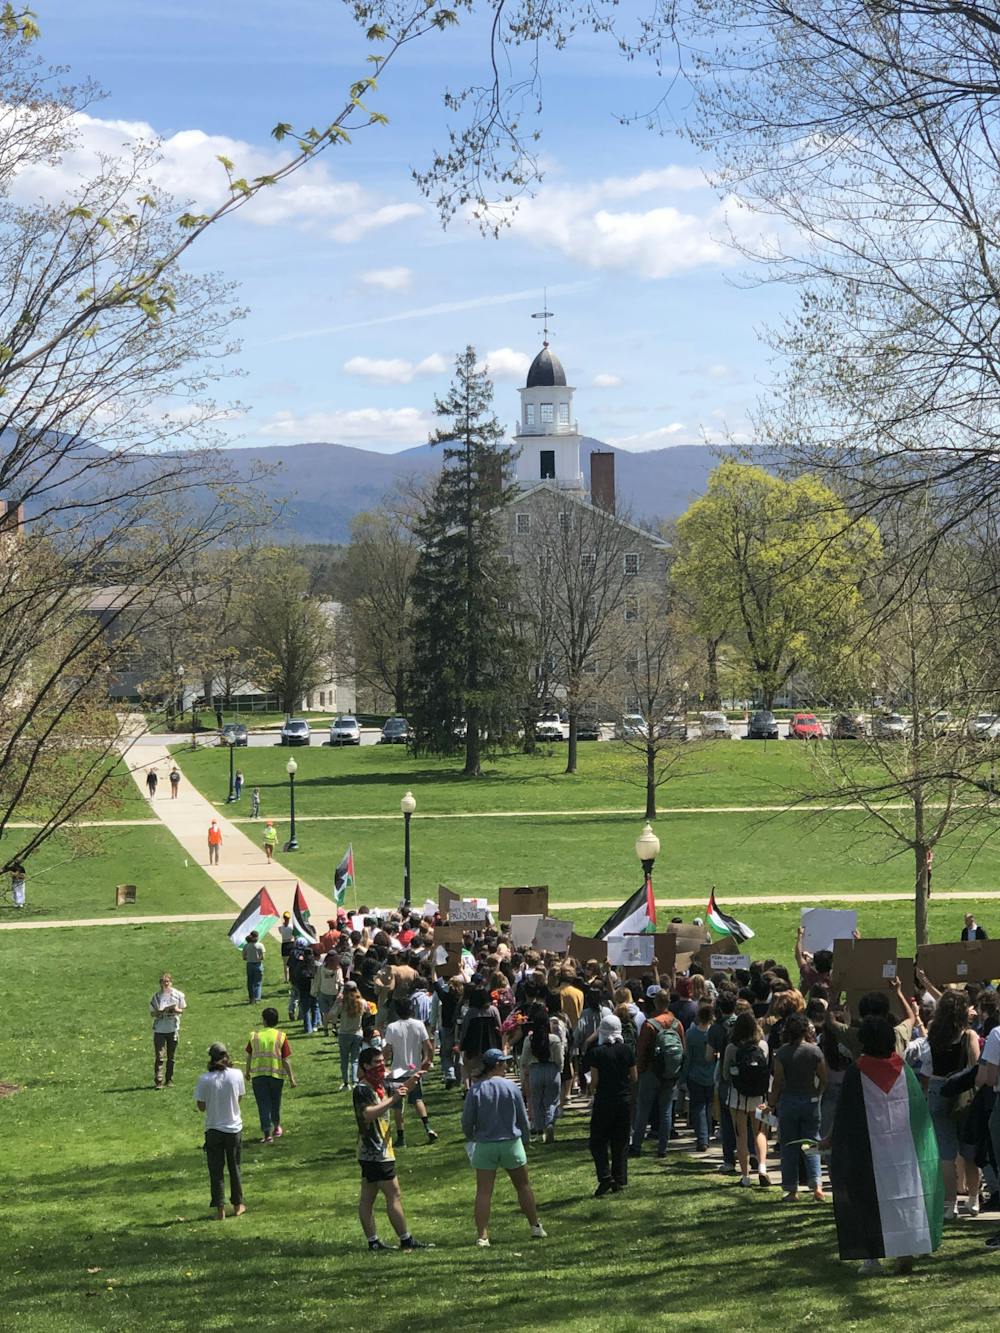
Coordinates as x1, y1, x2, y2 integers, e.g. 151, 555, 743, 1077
195, 1043, 247, 1220
150, 972, 186, 1089
383, 997, 437, 1147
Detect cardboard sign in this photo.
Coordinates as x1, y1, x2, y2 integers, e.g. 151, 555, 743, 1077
421, 898, 438, 920
533, 917, 573, 954
695, 937, 741, 971
569, 933, 608, 963
710, 953, 751, 971
652, 934, 678, 975
510, 914, 542, 947
499, 885, 549, 921
115, 883, 137, 907
801, 908, 857, 955
666, 922, 712, 949
434, 922, 466, 944
916, 940, 1000, 984
608, 936, 655, 967
449, 902, 487, 924
831, 937, 898, 995
438, 883, 460, 918
845, 958, 912, 1020
444, 942, 465, 976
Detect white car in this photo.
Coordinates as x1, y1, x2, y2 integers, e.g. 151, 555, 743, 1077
536, 713, 565, 741
700, 711, 732, 739
280, 718, 311, 746
329, 716, 361, 746
615, 714, 649, 740
968, 713, 1000, 742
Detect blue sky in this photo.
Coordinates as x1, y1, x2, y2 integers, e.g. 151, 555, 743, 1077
28, 1, 786, 452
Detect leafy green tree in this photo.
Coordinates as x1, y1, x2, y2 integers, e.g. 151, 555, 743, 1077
409, 347, 523, 776
673, 462, 879, 708
240, 550, 333, 714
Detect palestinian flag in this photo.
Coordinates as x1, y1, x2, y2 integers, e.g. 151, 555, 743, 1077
334, 843, 355, 907
227, 887, 280, 949
292, 883, 316, 942
830, 1054, 943, 1260
706, 888, 754, 945
596, 881, 656, 940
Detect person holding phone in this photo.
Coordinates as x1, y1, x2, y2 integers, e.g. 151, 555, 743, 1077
352, 1046, 429, 1252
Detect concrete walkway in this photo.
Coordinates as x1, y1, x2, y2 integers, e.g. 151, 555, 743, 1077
123, 733, 338, 920
0, 913, 233, 931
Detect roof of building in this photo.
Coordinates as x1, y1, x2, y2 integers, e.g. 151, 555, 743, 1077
511, 481, 671, 548
526, 344, 567, 388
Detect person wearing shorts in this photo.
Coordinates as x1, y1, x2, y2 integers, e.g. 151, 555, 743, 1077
263, 821, 277, 863
461, 1048, 546, 1248
352, 1046, 428, 1252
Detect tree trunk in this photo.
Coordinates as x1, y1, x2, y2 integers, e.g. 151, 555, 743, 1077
645, 741, 656, 819
565, 712, 578, 774
521, 713, 537, 754
394, 667, 406, 716
705, 637, 721, 709
762, 684, 774, 710
464, 706, 482, 777
914, 844, 930, 946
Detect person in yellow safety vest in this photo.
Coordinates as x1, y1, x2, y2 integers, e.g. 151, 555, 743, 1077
244, 1007, 297, 1144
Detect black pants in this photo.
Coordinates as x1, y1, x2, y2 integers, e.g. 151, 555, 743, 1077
204, 1129, 243, 1208
590, 1100, 631, 1187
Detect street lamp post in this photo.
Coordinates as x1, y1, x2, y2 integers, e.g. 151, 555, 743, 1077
400, 790, 416, 908
226, 736, 236, 802
285, 757, 298, 851
634, 821, 661, 900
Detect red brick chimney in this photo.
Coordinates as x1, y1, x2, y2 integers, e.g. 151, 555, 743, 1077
590, 451, 615, 512
0, 499, 25, 536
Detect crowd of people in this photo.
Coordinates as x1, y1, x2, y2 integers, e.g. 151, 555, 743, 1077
170, 903, 1000, 1271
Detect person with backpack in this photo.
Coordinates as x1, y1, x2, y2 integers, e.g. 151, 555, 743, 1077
685, 1001, 719, 1153
520, 1003, 565, 1143
289, 944, 320, 1035
456, 986, 502, 1087
708, 992, 739, 1173
723, 1011, 772, 1188
766, 1011, 827, 1201
629, 986, 686, 1159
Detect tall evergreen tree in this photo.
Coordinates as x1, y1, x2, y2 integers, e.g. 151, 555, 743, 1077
409, 346, 523, 776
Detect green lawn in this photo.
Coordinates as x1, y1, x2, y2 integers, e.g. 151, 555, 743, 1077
2, 920, 994, 1332
0, 825, 232, 921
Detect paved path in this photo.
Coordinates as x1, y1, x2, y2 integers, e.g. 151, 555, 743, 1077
121, 729, 338, 920
0, 913, 233, 931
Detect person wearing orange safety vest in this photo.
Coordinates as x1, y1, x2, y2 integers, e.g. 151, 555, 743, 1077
244, 1007, 297, 1144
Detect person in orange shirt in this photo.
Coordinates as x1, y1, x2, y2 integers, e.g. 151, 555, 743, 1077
208, 820, 223, 865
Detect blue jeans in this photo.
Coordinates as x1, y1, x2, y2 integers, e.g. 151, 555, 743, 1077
339, 1033, 362, 1085
718, 1082, 737, 1165
251, 1075, 284, 1136
287, 986, 298, 1021
246, 962, 263, 1002
298, 986, 320, 1033
317, 992, 338, 1027
688, 1080, 715, 1150
438, 1026, 457, 1082
778, 1094, 821, 1192
631, 1070, 675, 1155
527, 1061, 561, 1132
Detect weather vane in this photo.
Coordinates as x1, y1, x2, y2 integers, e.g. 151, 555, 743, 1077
531, 290, 554, 345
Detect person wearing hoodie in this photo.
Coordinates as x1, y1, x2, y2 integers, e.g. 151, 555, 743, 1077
583, 1013, 636, 1196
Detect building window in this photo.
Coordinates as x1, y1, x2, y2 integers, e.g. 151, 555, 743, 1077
558, 402, 570, 424
525, 403, 536, 426
540, 402, 554, 423
558, 511, 570, 532
581, 552, 597, 570
624, 595, 639, 622
626, 652, 640, 674
539, 449, 555, 479
624, 552, 640, 576
319, 691, 325, 706
516, 512, 530, 535
582, 657, 597, 675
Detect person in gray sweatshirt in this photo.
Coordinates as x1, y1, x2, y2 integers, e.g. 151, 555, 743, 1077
460, 1048, 547, 1248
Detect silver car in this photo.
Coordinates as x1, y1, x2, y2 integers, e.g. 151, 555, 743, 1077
967, 713, 1000, 742
656, 713, 689, 741
280, 718, 311, 746
615, 713, 649, 740
329, 716, 361, 746
872, 712, 908, 740
700, 711, 732, 739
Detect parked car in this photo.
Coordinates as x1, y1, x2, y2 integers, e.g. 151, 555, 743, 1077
788, 712, 825, 740
747, 709, 779, 740
536, 713, 565, 741
699, 711, 732, 740
929, 710, 954, 738
219, 722, 248, 747
329, 716, 361, 746
380, 716, 412, 744
280, 718, 311, 746
872, 712, 909, 741
615, 713, 649, 740
656, 713, 688, 741
830, 713, 868, 740
967, 713, 1000, 742
576, 713, 601, 741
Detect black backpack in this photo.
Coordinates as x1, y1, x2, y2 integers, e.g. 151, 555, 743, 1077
732, 1040, 770, 1098
462, 1012, 499, 1057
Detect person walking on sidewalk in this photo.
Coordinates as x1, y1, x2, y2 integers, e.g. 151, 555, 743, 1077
146, 767, 158, 799
263, 820, 277, 863
169, 765, 181, 799
150, 971, 187, 1089
195, 1042, 246, 1221
242, 932, 265, 1003
207, 820, 222, 866
245, 1007, 296, 1144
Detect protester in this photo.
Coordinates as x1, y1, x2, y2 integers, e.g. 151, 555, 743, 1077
242, 931, 265, 1004
685, 1001, 718, 1153
263, 820, 277, 863
207, 819, 222, 866
708, 991, 738, 1173
290, 944, 319, 1034
723, 1011, 771, 1188
434, 974, 465, 1089
583, 1013, 636, 1195
919, 988, 981, 1219
461, 1048, 546, 1247
313, 951, 344, 1034
767, 1011, 827, 1202
245, 1007, 296, 1143
150, 971, 187, 1089
353, 1046, 428, 1251
333, 982, 367, 1090
457, 986, 503, 1086
195, 1043, 247, 1221
520, 1002, 565, 1143
383, 997, 438, 1145
278, 911, 296, 983
630, 987, 686, 1159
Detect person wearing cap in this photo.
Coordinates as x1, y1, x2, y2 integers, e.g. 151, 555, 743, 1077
279, 911, 296, 983
194, 1042, 246, 1220
583, 1013, 636, 1196
263, 820, 277, 864
461, 1048, 547, 1247
353, 1045, 429, 1252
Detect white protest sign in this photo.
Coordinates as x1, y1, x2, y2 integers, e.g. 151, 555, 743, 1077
422, 898, 438, 920
710, 953, 751, 971
349, 914, 366, 933
510, 914, 542, 947
532, 917, 573, 954
449, 902, 487, 924
433, 945, 448, 965
881, 962, 897, 979
607, 935, 654, 967
801, 907, 858, 955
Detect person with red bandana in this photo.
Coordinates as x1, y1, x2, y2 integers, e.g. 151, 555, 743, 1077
353, 1046, 430, 1252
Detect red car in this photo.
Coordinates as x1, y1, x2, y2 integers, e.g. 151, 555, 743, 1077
789, 712, 825, 740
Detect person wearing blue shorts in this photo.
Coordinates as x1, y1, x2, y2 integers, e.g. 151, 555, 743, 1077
461, 1047, 547, 1248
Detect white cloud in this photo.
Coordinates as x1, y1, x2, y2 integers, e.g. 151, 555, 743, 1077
608, 423, 688, 450
256, 406, 433, 448
9, 111, 422, 242
476, 347, 530, 379
343, 353, 446, 385
361, 267, 413, 291
592, 373, 622, 388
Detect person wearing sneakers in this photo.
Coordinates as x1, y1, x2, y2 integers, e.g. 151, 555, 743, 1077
333, 981, 367, 1089
723, 1011, 772, 1189
630, 986, 686, 1160
383, 997, 438, 1146
353, 1046, 429, 1253
207, 818, 222, 865
583, 1013, 636, 1197
150, 971, 186, 1089
461, 1048, 546, 1248
766, 1011, 827, 1202
245, 1007, 297, 1144
195, 1043, 247, 1221
263, 820, 278, 863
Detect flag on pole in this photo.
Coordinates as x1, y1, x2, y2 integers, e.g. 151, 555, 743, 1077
706, 888, 754, 945
292, 883, 316, 941
334, 844, 355, 907
227, 887, 280, 949
595, 881, 657, 941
